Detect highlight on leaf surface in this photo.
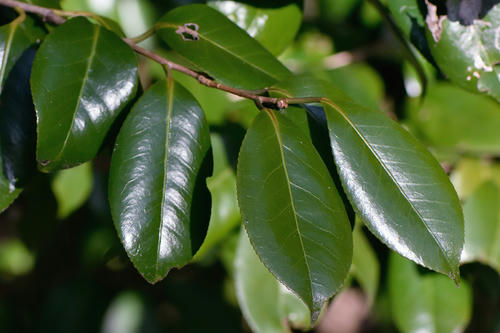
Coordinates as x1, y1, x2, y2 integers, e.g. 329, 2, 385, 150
109, 78, 212, 284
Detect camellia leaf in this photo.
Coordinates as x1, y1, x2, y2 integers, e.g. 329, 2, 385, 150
273, 76, 464, 281
156, 4, 291, 89
424, 3, 500, 101
109, 79, 212, 284
208, 1, 302, 56
389, 253, 472, 333
235, 228, 310, 333
31, 17, 138, 172
237, 106, 352, 321
461, 181, 500, 274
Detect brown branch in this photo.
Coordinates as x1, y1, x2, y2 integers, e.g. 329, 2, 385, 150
0, 0, 317, 110
0, 0, 65, 24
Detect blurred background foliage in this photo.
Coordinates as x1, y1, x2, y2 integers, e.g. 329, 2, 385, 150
1, 0, 500, 332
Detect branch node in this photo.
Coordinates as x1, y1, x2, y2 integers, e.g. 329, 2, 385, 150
277, 99, 288, 109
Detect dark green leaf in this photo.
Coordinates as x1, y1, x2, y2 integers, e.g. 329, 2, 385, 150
273, 76, 464, 280
425, 4, 500, 101
235, 228, 310, 333
461, 181, 500, 273
208, 1, 302, 56
389, 253, 472, 333
31, 17, 138, 172
156, 4, 291, 89
237, 107, 352, 321
408, 83, 500, 154
109, 79, 212, 284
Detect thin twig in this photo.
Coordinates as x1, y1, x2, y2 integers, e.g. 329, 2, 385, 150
0, 0, 322, 109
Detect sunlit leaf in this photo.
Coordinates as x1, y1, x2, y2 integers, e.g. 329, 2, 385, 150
157, 4, 291, 89
461, 181, 500, 274
109, 79, 212, 283
31, 17, 138, 172
194, 133, 240, 260
208, 1, 302, 56
51, 161, 93, 219
235, 229, 310, 333
389, 253, 472, 333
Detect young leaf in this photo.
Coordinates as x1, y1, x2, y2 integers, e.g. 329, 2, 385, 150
51, 162, 93, 219
235, 228, 310, 333
31, 17, 138, 172
237, 107, 353, 321
351, 222, 379, 304
389, 253, 472, 333
273, 76, 464, 281
156, 4, 291, 89
194, 133, 240, 260
109, 79, 212, 284
208, 1, 302, 56
461, 181, 500, 274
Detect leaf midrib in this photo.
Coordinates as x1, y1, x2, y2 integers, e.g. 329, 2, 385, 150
52, 25, 101, 163
265, 109, 314, 303
156, 79, 175, 279
323, 99, 454, 272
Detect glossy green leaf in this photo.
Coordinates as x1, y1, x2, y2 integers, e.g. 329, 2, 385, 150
237, 107, 352, 321
461, 181, 500, 274
425, 4, 500, 101
351, 222, 379, 304
389, 253, 472, 333
408, 83, 500, 154
235, 228, 310, 333
208, 1, 302, 56
109, 79, 212, 284
31, 17, 138, 172
273, 76, 464, 280
194, 133, 240, 260
51, 162, 93, 219
157, 4, 291, 89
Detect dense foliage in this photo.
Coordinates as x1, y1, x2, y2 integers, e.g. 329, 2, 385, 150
0, 0, 499, 332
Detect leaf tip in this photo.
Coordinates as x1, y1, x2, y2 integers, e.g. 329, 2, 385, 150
448, 269, 461, 287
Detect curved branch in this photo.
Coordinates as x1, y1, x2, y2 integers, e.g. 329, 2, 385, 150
0, 0, 321, 110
